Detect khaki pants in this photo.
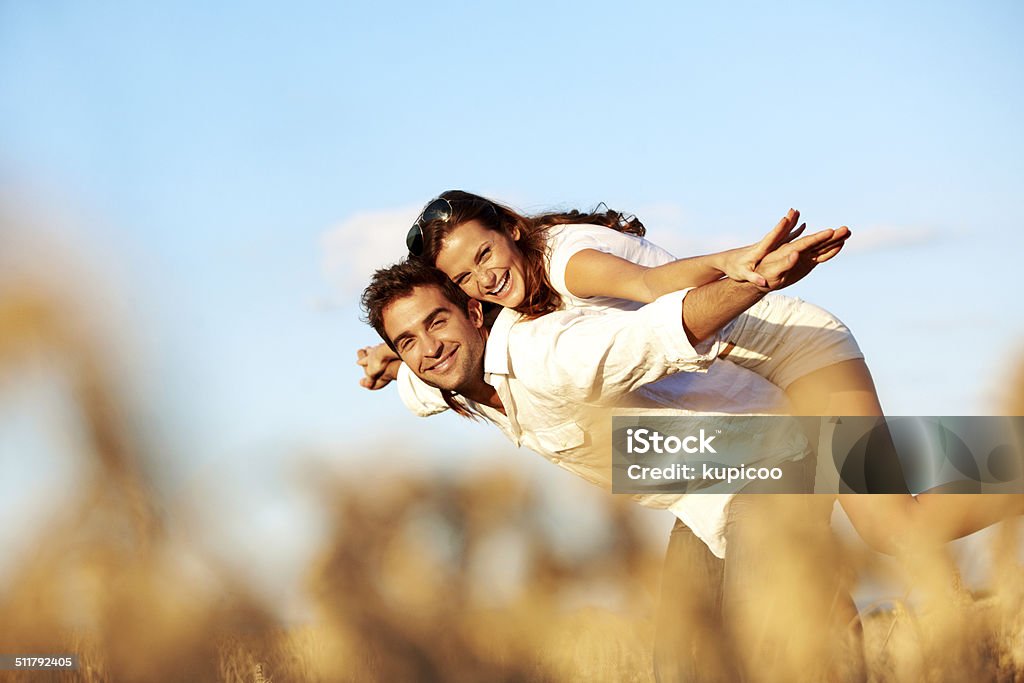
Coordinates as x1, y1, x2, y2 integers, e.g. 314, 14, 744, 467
654, 458, 865, 682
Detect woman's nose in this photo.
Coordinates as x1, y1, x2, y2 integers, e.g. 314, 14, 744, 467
477, 268, 497, 291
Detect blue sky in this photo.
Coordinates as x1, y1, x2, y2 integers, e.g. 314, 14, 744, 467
1, 1, 1022, 610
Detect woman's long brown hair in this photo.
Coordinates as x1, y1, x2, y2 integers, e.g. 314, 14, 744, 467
418, 190, 646, 318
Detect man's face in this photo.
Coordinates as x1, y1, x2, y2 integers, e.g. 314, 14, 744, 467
382, 285, 486, 392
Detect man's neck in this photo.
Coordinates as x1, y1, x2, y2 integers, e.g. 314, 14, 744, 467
459, 380, 504, 414
462, 323, 504, 412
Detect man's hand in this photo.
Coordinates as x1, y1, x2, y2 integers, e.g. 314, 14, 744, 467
755, 225, 851, 291
717, 209, 807, 287
680, 212, 850, 345
357, 343, 401, 390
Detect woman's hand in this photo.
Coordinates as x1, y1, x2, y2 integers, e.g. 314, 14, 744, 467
716, 209, 807, 287
756, 225, 852, 291
357, 343, 402, 390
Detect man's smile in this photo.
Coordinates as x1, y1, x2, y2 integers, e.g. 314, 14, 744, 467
424, 346, 458, 373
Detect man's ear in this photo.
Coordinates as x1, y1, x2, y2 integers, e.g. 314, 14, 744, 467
467, 299, 484, 329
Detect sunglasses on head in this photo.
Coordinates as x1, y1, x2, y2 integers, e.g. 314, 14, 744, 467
406, 196, 501, 256
406, 197, 454, 256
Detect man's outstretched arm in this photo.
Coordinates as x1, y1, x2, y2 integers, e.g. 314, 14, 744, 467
515, 216, 850, 404
681, 222, 850, 345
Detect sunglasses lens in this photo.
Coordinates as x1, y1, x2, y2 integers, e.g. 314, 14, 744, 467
407, 197, 453, 255
406, 224, 424, 255
420, 197, 453, 224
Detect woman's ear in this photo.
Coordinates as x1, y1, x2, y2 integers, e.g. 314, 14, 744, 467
467, 299, 484, 328
511, 226, 521, 241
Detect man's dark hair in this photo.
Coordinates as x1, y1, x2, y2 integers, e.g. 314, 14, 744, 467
361, 258, 472, 352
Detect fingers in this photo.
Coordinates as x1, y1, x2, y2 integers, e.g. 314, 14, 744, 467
806, 228, 851, 257
751, 210, 802, 264
807, 227, 852, 263
360, 365, 379, 383
737, 267, 768, 288
811, 243, 845, 264
782, 223, 806, 245
359, 375, 391, 390
786, 228, 836, 253
785, 208, 800, 230
358, 344, 398, 390
358, 345, 384, 382
808, 237, 848, 258
813, 226, 850, 246
366, 356, 389, 378
757, 212, 796, 251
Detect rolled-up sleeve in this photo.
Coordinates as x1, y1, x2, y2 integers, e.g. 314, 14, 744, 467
646, 289, 722, 368
513, 288, 723, 405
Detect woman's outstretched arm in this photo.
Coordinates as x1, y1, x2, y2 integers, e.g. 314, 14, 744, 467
563, 210, 832, 303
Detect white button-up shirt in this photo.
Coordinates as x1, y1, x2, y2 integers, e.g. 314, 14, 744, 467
398, 288, 806, 557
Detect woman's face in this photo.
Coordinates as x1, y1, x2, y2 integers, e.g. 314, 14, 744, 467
434, 219, 527, 308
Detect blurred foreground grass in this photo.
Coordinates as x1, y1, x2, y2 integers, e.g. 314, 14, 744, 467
1, 225, 1022, 682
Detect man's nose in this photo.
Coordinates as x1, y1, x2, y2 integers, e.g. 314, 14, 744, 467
424, 334, 444, 358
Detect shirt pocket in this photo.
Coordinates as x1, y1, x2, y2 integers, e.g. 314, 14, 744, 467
532, 422, 611, 489
533, 421, 587, 455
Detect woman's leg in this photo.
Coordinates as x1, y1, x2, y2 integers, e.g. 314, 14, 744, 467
717, 294, 872, 414
718, 296, 909, 491
721, 297, 1023, 548
784, 357, 882, 417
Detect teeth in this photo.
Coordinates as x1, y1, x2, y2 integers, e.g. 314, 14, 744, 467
430, 350, 455, 372
490, 272, 509, 296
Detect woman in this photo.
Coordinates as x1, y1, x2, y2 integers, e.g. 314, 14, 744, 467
413, 191, 858, 415
358, 190, 1022, 551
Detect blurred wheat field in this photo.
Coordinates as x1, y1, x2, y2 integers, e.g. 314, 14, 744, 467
1, 229, 1023, 682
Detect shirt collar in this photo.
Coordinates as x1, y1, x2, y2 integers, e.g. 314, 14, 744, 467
483, 307, 522, 377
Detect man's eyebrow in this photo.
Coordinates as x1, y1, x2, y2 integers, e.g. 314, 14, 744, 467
392, 306, 449, 346
422, 306, 449, 326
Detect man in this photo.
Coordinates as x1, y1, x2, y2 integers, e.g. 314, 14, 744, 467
361, 260, 810, 546
361, 226, 863, 680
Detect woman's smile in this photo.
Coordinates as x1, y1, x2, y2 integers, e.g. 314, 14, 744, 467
486, 271, 511, 297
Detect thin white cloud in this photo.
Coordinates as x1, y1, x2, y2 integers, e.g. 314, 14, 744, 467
320, 205, 419, 298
